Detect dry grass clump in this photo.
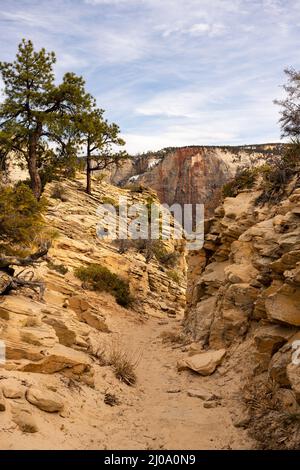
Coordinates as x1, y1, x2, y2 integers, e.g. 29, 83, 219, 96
160, 330, 185, 344
243, 375, 300, 449
50, 183, 68, 202
108, 342, 140, 386
104, 392, 119, 406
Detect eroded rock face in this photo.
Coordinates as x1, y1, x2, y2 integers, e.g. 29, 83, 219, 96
110, 145, 282, 217
185, 184, 300, 349
184, 180, 300, 409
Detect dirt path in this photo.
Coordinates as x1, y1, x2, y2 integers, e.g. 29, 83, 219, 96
102, 314, 251, 450
0, 308, 251, 450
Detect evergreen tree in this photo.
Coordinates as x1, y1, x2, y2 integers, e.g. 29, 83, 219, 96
0, 39, 92, 198
77, 108, 128, 195
275, 68, 300, 138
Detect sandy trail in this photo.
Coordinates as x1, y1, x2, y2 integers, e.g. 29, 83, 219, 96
0, 309, 250, 450
102, 313, 250, 450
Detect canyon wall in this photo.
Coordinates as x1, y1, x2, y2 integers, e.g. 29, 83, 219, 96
184, 172, 300, 448
110, 144, 283, 216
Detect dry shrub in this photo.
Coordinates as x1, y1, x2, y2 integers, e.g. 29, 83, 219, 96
243, 375, 300, 449
104, 392, 119, 406
160, 330, 185, 344
50, 183, 68, 202
108, 341, 140, 386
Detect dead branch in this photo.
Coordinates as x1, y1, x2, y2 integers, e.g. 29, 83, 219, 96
0, 242, 50, 299
0, 242, 50, 269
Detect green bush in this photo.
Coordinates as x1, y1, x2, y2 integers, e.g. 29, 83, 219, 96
100, 196, 117, 206
222, 168, 257, 198
47, 261, 68, 275
167, 269, 180, 284
0, 183, 47, 253
256, 141, 300, 205
152, 241, 179, 268
124, 183, 145, 193
74, 263, 132, 307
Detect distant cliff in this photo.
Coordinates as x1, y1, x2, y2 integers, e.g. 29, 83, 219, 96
110, 144, 283, 216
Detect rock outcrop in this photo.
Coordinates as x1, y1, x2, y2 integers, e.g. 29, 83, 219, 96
0, 175, 187, 445
184, 172, 300, 448
110, 144, 282, 216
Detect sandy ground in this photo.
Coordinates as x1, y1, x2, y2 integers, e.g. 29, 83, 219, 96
0, 305, 251, 450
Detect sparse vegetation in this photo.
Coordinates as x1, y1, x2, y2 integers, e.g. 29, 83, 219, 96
152, 241, 179, 268
124, 183, 146, 193
0, 183, 47, 255
160, 330, 185, 344
222, 168, 258, 198
108, 343, 138, 386
166, 269, 181, 284
100, 196, 118, 207
104, 392, 120, 406
255, 140, 300, 204
243, 376, 300, 449
74, 263, 132, 307
50, 183, 68, 202
47, 261, 68, 275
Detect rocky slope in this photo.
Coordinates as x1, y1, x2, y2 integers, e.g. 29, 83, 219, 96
110, 144, 282, 216
184, 172, 300, 448
0, 176, 189, 448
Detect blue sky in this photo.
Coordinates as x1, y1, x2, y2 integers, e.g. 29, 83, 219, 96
0, 0, 299, 154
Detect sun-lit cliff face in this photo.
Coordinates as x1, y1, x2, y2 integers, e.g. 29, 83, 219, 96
110, 144, 283, 217
184, 167, 300, 449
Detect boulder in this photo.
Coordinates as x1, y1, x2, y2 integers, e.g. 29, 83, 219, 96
265, 287, 300, 326
2, 378, 26, 399
287, 364, 300, 403
12, 406, 38, 433
254, 325, 295, 355
68, 295, 109, 332
26, 387, 64, 412
275, 388, 300, 413
178, 349, 226, 376
268, 345, 292, 386
20, 344, 91, 375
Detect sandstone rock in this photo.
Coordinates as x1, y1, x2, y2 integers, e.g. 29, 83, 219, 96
2, 378, 26, 399
20, 325, 58, 348
19, 344, 93, 384
268, 345, 292, 386
184, 297, 216, 344
68, 295, 109, 332
178, 349, 226, 376
26, 387, 64, 412
203, 401, 220, 409
0, 389, 6, 411
254, 325, 295, 355
275, 388, 300, 413
286, 363, 300, 402
12, 406, 38, 433
265, 287, 300, 326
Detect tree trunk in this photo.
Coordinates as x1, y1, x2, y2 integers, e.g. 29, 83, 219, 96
86, 141, 92, 195
28, 128, 42, 200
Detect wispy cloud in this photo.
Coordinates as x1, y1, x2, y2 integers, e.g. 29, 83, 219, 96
0, 0, 299, 153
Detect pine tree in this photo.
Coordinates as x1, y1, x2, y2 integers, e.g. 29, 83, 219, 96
77, 108, 128, 195
0, 39, 92, 199
275, 68, 300, 138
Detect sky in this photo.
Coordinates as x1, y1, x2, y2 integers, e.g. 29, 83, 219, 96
0, 0, 299, 154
